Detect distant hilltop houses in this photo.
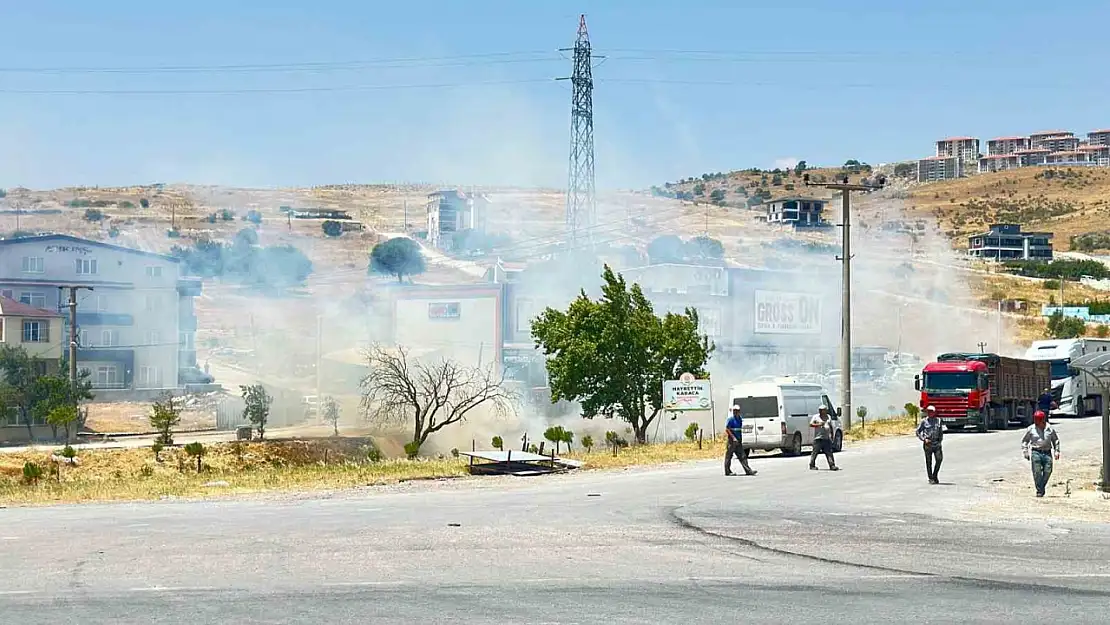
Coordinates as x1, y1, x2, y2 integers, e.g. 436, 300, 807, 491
916, 129, 1110, 182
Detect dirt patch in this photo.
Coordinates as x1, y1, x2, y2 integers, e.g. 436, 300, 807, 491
963, 450, 1109, 523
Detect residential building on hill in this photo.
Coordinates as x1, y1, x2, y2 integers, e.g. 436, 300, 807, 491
936, 137, 980, 162
764, 197, 829, 228
917, 155, 964, 182
967, 224, 1053, 261
1029, 131, 1079, 152
978, 154, 1021, 174
0, 296, 64, 441
0, 234, 205, 394
987, 136, 1030, 155
1087, 129, 1110, 147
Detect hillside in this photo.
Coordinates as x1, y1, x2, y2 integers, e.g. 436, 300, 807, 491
903, 166, 1110, 252
652, 163, 879, 209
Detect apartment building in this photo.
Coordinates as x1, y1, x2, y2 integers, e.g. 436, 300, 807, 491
935, 137, 980, 162
1029, 131, 1079, 152
987, 136, 1030, 155
1014, 148, 1051, 167
0, 297, 64, 441
764, 197, 829, 228
967, 224, 1053, 261
917, 155, 964, 182
1087, 129, 1110, 147
1078, 144, 1110, 166
978, 154, 1022, 174
0, 234, 204, 394
1046, 151, 1097, 167
425, 189, 489, 250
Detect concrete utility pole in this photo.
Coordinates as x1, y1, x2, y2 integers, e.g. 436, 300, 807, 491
1070, 355, 1110, 493
805, 174, 885, 431
315, 314, 323, 421
58, 286, 94, 397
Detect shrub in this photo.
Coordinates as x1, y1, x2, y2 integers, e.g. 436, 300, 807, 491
220, 209, 235, 221
1043, 280, 1061, 290
404, 441, 420, 459
151, 441, 165, 462
183, 442, 206, 473
904, 403, 920, 419
366, 445, 383, 462
84, 208, 106, 222
322, 220, 344, 237
684, 422, 699, 441
139, 198, 150, 209
61, 445, 76, 459
581, 434, 594, 452
1097, 325, 1109, 338
491, 435, 504, 451
139, 465, 154, 478
22, 461, 44, 484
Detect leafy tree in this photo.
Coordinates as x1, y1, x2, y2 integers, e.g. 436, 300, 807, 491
149, 392, 181, 445
684, 422, 699, 441
369, 237, 426, 283
771, 174, 783, 186
322, 396, 340, 436
359, 344, 516, 456
491, 435, 504, 451
0, 346, 92, 441
22, 461, 44, 484
1046, 311, 1086, 339
45, 405, 78, 444
647, 235, 686, 264
118, 200, 135, 209
184, 442, 206, 473
531, 265, 714, 444
152, 441, 165, 463
139, 198, 150, 209
240, 384, 273, 440
544, 425, 568, 454
794, 161, 808, 176
692, 183, 706, 196
687, 235, 724, 260
220, 209, 235, 221
709, 189, 727, 205
84, 209, 106, 222
893, 163, 915, 178
322, 220, 344, 237
1097, 325, 1109, 339
581, 434, 594, 453
904, 403, 920, 419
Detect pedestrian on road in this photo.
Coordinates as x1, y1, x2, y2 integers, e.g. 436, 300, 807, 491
1037, 388, 1057, 415
916, 405, 944, 484
809, 407, 839, 471
1021, 410, 1060, 498
724, 406, 757, 477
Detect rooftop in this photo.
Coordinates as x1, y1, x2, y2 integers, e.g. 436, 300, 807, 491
980, 154, 1019, 160
1030, 130, 1074, 137
766, 196, 827, 204
938, 136, 978, 142
0, 296, 62, 318
989, 136, 1029, 141
0, 233, 178, 262
1089, 129, 1110, 135
1013, 148, 1052, 154
920, 155, 957, 161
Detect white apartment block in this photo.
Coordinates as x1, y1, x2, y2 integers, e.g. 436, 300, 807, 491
935, 137, 980, 162
0, 234, 203, 393
1087, 129, 1110, 147
917, 155, 964, 182
1029, 131, 1079, 152
987, 136, 1030, 155
978, 154, 1021, 174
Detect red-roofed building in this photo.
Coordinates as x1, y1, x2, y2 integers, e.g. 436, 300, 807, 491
1030, 131, 1079, 152
917, 155, 964, 182
935, 137, 980, 162
1013, 148, 1051, 167
987, 136, 1030, 156
978, 154, 1021, 174
0, 296, 64, 440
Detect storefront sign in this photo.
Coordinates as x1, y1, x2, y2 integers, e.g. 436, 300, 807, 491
753, 290, 821, 334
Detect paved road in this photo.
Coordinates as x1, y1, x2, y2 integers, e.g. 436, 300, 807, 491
2, 418, 1107, 624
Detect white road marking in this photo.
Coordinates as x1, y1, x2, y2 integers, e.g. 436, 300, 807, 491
322, 581, 410, 587
859, 574, 933, 579
127, 586, 217, 592
1041, 573, 1110, 578
1, 537, 20, 541
125, 523, 150, 529
0, 591, 32, 596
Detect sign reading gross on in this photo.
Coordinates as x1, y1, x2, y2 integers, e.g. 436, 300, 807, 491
663, 379, 713, 411
753, 289, 822, 334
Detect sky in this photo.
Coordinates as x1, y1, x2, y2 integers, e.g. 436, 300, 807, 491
0, 0, 1108, 191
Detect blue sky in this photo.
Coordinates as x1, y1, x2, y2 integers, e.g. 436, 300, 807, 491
0, 1, 1107, 191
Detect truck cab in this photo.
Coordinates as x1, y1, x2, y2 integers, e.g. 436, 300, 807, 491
915, 360, 990, 431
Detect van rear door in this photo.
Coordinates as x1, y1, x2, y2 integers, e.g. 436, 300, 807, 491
734, 395, 782, 448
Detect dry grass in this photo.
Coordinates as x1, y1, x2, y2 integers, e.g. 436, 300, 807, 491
845, 416, 919, 442
565, 437, 726, 469
905, 167, 1110, 251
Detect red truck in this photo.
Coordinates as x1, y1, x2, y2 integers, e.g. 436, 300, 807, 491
914, 353, 1051, 432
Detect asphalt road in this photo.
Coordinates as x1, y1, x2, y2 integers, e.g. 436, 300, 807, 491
2, 417, 1108, 624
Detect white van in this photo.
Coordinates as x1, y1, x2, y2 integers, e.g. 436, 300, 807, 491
729, 380, 844, 456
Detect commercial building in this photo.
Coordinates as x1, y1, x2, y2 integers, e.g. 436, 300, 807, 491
987, 136, 1030, 156
917, 155, 964, 182
1029, 131, 1079, 153
935, 137, 980, 162
425, 189, 489, 251
967, 224, 1053, 261
0, 234, 204, 394
764, 197, 829, 228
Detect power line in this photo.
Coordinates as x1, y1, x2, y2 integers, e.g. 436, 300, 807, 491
0, 77, 557, 95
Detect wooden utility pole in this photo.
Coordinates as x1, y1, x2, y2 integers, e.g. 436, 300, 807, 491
58, 286, 94, 397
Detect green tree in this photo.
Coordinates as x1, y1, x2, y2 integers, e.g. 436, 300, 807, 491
794, 160, 808, 176
687, 235, 724, 260
369, 237, 426, 283
184, 442, 206, 473
491, 435, 504, 451
84, 208, 106, 222
241, 384, 273, 440
45, 405, 78, 444
904, 403, 920, 419
646, 235, 686, 264
322, 220, 344, 237
359, 345, 516, 456
1046, 311, 1086, 339
531, 265, 714, 444
544, 425, 568, 454
684, 422, 699, 441
322, 396, 340, 436
709, 189, 726, 205
581, 434, 594, 453
149, 392, 181, 445
561, 428, 574, 451
692, 182, 706, 196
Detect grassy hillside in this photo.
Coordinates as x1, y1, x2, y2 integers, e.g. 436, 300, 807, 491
903, 166, 1110, 252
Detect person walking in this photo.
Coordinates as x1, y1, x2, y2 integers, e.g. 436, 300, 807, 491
916, 405, 944, 484
724, 406, 757, 477
1021, 410, 1060, 498
809, 406, 839, 471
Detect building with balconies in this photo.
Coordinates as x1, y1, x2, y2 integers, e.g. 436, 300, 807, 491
764, 197, 829, 228
987, 136, 1030, 156
917, 155, 964, 182
0, 234, 204, 394
978, 154, 1022, 174
1087, 129, 1110, 147
1029, 131, 1079, 153
935, 137, 980, 162
968, 224, 1053, 261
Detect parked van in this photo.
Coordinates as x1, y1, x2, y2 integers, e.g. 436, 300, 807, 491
729, 380, 843, 456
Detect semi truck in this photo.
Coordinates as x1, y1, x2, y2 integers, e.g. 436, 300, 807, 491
915, 353, 1051, 432
1024, 339, 1110, 417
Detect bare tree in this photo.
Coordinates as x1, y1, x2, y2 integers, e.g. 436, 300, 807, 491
359, 344, 516, 455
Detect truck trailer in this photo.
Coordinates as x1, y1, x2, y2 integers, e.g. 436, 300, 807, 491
915, 353, 1051, 432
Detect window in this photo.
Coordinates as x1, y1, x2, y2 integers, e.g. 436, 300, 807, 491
22, 320, 48, 342
19, 292, 46, 309
21, 256, 44, 273
145, 294, 162, 312
96, 294, 111, 312
79, 329, 90, 347
138, 366, 162, 388
75, 258, 98, 275
146, 266, 163, 278
179, 332, 195, 349
428, 302, 460, 319
95, 365, 119, 388
145, 330, 161, 345
101, 329, 119, 347
1, 289, 12, 299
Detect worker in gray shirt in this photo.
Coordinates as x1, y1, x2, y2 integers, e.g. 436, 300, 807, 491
1021, 410, 1061, 498
916, 405, 944, 484
809, 407, 839, 471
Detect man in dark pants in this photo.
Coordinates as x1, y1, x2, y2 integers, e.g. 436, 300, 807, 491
724, 406, 757, 476
809, 407, 839, 471
916, 405, 944, 484
1037, 388, 1057, 416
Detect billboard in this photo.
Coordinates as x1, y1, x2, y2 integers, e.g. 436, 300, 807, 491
753, 290, 822, 335
662, 380, 713, 411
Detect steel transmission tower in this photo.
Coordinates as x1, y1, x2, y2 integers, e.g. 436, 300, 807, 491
562, 14, 597, 250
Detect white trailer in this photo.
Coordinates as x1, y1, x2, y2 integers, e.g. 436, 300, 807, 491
1024, 339, 1110, 417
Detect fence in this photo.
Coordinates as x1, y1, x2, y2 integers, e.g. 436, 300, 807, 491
214, 384, 311, 431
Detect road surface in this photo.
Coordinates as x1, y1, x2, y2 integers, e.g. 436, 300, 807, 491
1, 418, 1107, 624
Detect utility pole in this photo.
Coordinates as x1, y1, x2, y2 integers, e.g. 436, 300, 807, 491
315, 314, 323, 422
58, 286, 94, 400
804, 173, 885, 431
978, 341, 988, 353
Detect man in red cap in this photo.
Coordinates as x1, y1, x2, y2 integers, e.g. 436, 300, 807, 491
1021, 410, 1061, 498
916, 405, 944, 484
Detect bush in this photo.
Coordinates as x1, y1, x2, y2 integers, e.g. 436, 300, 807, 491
1043, 280, 1061, 290
220, 209, 235, 221
1046, 311, 1086, 339
404, 441, 420, 459
709, 189, 727, 205
366, 445, 383, 462
322, 220, 344, 237
108, 226, 120, 238
684, 422, 699, 441
22, 461, 44, 484
184, 442, 206, 473
491, 435, 504, 451
61, 445, 76, 459
1097, 325, 1109, 338
581, 434, 594, 452
84, 208, 106, 222
904, 403, 920, 419
692, 183, 706, 196
139, 198, 150, 209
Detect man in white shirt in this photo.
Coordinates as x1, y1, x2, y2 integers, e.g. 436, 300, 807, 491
1020, 410, 1061, 498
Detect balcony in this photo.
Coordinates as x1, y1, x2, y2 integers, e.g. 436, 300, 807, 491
76, 312, 134, 326
177, 279, 203, 297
